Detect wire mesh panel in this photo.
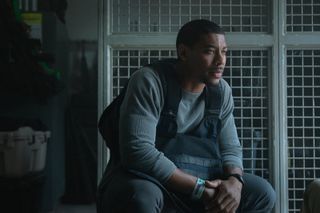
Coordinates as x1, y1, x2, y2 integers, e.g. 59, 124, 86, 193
287, 49, 320, 213
111, 48, 271, 180
224, 49, 270, 179
112, 0, 271, 33
112, 49, 177, 97
286, 0, 320, 32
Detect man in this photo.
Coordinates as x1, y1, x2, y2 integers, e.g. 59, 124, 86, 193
97, 19, 276, 213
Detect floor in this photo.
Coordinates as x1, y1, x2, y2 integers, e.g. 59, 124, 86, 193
47, 204, 96, 213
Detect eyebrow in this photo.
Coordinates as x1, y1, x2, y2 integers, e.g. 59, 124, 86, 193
205, 44, 228, 49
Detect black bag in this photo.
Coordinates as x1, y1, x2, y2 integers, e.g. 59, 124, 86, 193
98, 83, 127, 162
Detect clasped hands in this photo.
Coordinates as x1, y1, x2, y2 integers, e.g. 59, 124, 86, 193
201, 177, 242, 213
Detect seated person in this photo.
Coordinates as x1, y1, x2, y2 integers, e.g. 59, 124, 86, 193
97, 19, 276, 213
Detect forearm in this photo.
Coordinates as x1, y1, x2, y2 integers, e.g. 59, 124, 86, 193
220, 81, 243, 169
165, 168, 198, 195
223, 165, 243, 176
219, 115, 243, 169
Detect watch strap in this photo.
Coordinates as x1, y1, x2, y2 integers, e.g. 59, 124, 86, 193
225, 174, 244, 186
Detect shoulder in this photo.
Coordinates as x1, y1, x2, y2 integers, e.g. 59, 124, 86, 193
128, 59, 178, 96
127, 66, 164, 92
130, 66, 161, 84
126, 66, 165, 103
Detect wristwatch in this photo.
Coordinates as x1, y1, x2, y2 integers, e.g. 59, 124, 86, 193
225, 174, 244, 186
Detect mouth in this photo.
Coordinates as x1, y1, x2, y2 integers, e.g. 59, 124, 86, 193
208, 67, 224, 78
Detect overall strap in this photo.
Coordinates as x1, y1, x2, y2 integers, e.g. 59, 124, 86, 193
148, 59, 182, 138
202, 82, 223, 138
153, 59, 181, 114
204, 82, 222, 116
161, 67, 181, 119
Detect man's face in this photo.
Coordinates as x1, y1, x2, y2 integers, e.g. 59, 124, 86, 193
181, 33, 227, 86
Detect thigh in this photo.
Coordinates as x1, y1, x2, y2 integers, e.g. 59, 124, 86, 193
97, 169, 165, 213
239, 173, 276, 213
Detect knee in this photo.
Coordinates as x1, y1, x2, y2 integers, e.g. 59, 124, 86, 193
302, 179, 320, 213
130, 183, 164, 206
260, 179, 276, 209
252, 177, 276, 210
127, 180, 164, 213
97, 175, 164, 213
307, 179, 320, 195
242, 174, 276, 212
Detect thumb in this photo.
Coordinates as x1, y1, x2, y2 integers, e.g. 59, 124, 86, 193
205, 179, 222, 188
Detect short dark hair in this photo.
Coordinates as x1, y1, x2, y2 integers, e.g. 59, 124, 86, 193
176, 19, 224, 50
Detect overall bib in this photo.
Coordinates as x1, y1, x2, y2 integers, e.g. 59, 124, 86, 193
155, 60, 224, 180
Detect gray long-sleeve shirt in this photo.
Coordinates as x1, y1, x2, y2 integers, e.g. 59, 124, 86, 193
119, 67, 243, 184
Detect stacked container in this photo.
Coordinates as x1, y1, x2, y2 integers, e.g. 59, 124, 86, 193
0, 126, 50, 177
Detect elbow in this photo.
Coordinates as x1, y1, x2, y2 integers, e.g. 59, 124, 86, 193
119, 148, 137, 170
119, 146, 148, 172
120, 155, 141, 171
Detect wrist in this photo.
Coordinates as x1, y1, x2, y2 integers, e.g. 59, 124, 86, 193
225, 174, 244, 186
191, 178, 206, 200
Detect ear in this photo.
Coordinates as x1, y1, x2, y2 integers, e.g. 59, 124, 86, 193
177, 44, 189, 61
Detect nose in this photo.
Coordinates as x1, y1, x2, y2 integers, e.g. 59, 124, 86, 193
214, 52, 224, 66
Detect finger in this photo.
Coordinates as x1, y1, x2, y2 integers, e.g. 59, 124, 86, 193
213, 185, 240, 212
205, 191, 228, 211
203, 188, 217, 206
214, 194, 234, 213
218, 200, 238, 213
229, 202, 240, 213
205, 179, 222, 188
213, 186, 227, 204
221, 196, 237, 213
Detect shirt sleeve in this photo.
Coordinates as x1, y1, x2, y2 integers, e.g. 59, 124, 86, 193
218, 79, 243, 169
119, 67, 177, 183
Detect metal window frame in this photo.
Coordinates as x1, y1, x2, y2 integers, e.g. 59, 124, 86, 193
274, 1, 287, 212
286, 48, 320, 212
97, 0, 111, 179
111, 0, 271, 33
281, 0, 320, 212
98, 0, 320, 212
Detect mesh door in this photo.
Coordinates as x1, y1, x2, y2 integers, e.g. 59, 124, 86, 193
112, 49, 177, 97
287, 49, 320, 213
224, 49, 270, 179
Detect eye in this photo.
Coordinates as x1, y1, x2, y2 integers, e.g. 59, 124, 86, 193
205, 49, 215, 54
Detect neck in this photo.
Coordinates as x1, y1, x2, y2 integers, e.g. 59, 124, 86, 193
176, 61, 205, 93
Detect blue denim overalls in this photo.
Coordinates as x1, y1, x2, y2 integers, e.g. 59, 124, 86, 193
153, 59, 224, 180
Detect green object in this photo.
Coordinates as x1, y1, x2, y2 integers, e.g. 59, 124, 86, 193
12, 0, 22, 21
38, 62, 61, 80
